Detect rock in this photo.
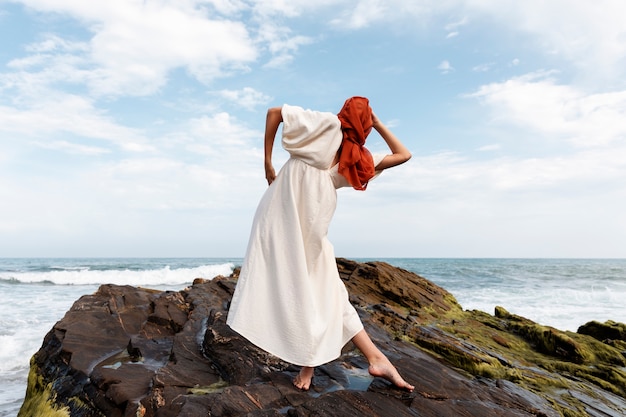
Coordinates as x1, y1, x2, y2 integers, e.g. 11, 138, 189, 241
18, 259, 626, 416
578, 320, 626, 342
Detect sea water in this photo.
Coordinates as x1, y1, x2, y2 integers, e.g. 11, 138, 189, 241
1, 257, 624, 416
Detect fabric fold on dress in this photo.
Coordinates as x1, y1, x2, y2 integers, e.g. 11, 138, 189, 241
337, 96, 376, 191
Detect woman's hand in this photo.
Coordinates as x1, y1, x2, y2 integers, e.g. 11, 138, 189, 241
264, 107, 283, 186
265, 162, 276, 185
371, 111, 381, 128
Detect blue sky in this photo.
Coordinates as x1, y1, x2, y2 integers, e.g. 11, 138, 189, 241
1, 0, 625, 258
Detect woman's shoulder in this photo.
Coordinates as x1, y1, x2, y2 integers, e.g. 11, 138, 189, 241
282, 104, 336, 120
281, 104, 340, 134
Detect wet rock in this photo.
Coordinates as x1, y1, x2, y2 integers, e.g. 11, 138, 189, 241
19, 259, 626, 416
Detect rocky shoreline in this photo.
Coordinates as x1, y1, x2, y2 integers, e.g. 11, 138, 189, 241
18, 258, 626, 416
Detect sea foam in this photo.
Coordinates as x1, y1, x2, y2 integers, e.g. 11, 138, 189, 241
0, 263, 234, 287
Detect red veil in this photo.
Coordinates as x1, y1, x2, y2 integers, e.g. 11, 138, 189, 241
337, 96, 376, 190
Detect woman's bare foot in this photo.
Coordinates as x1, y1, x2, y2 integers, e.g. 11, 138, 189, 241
368, 356, 414, 392
293, 366, 315, 391
351, 330, 414, 392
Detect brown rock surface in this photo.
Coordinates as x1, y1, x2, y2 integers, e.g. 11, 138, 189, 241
19, 259, 626, 416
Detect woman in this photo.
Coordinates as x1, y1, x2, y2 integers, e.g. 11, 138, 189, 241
227, 97, 413, 391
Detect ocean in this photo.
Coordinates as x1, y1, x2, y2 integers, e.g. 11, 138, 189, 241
1, 257, 624, 416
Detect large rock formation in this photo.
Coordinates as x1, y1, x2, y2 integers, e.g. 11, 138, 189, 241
19, 259, 626, 416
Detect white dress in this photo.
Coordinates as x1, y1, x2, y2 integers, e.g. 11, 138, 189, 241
227, 104, 384, 367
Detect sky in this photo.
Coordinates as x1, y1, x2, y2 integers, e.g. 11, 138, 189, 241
1, 0, 626, 258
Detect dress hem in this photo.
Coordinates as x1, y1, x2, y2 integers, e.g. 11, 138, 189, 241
227, 322, 364, 368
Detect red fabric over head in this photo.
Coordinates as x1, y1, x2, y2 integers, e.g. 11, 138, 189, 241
337, 96, 376, 190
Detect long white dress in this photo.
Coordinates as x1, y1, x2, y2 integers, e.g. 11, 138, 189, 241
227, 104, 383, 367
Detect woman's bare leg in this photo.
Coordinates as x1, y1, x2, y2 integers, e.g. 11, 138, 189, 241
294, 366, 315, 390
352, 329, 414, 391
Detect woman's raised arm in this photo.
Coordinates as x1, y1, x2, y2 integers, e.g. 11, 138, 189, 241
371, 112, 412, 171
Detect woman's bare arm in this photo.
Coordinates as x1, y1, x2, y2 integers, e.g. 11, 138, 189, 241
371, 112, 412, 171
264, 107, 283, 185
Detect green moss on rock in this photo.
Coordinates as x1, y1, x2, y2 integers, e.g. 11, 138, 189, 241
18, 363, 70, 417
578, 320, 626, 342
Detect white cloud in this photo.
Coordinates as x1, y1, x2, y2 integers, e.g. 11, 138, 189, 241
13, 0, 624, 95
477, 144, 500, 152
188, 112, 260, 148
24, 34, 89, 54
3, 36, 91, 93
0, 94, 152, 152
472, 62, 494, 72
430, 1, 626, 80
334, 0, 387, 29
218, 87, 272, 110
14, 0, 258, 96
445, 16, 468, 31
0, 108, 268, 255
256, 23, 313, 68
102, 112, 266, 206
255, 0, 626, 82
252, 0, 341, 18
330, 141, 626, 257
33, 139, 111, 155
444, 16, 467, 38
459, 0, 626, 81
204, 0, 248, 15
468, 71, 626, 148
438, 60, 454, 74
383, 118, 400, 129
